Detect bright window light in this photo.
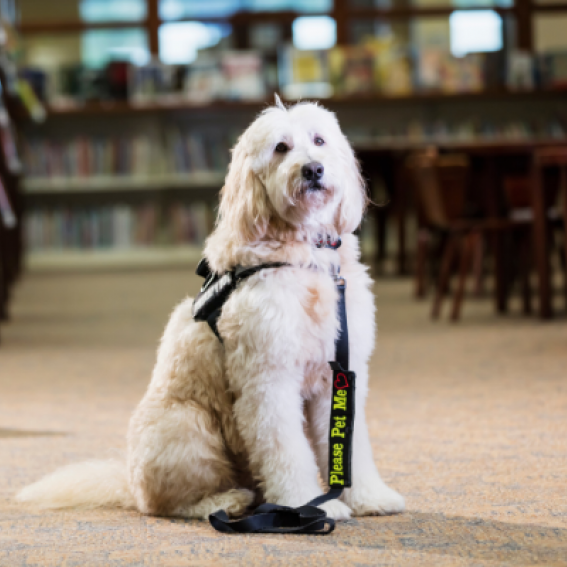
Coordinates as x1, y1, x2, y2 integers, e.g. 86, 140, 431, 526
159, 0, 238, 20
80, 0, 146, 22
159, 22, 230, 65
450, 10, 503, 57
293, 16, 336, 50
159, 0, 332, 20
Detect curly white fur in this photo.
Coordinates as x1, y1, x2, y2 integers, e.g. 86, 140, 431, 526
17, 99, 404, 521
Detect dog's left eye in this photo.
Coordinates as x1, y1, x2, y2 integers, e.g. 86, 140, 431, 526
314, 137, 325, 146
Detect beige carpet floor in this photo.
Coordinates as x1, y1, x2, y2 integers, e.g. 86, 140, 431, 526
0, 266, 566, 566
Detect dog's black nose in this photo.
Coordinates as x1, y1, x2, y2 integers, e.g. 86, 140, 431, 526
302, 162, 324, 181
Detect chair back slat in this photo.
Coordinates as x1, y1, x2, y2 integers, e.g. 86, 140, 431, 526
407, 150, 469, 229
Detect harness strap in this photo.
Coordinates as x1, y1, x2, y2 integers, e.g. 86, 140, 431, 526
193, 259, 288, 339
208, 273, 355, 535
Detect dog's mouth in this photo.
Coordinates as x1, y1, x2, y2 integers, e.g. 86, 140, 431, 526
301, 181, 326, 193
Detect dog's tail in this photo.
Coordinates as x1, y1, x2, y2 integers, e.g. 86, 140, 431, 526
15, 460, 136, 510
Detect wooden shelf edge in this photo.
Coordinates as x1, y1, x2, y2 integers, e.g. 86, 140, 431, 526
41, 89, 567, 118
353, 137, 567, 151
348, 5, 517, 17
23, 173, 226, 194
26, 245, 203, 272
532, 3, 567, 11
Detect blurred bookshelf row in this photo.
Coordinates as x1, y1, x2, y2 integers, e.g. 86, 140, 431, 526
26, 201, 212, 251
18, 46, 567, 109
20, 113, 567, 189
345, 115, 567, 147
22, 130, 237, 180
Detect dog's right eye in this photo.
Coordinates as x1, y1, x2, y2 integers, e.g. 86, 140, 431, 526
275, 142, 288, 153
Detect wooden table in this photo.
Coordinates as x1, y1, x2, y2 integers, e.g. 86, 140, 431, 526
356, 139, 567, 319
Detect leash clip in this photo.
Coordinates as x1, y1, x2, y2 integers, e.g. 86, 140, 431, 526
331, 264, 345, 286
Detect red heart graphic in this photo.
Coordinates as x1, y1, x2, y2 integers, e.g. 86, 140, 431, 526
335, 373, 348, 389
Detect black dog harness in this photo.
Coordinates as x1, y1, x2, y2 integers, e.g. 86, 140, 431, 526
193, 237, 355, 535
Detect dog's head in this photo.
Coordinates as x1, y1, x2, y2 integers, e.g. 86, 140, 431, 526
217, 96, 366, 245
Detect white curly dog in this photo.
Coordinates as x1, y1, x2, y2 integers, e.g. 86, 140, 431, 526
17, 97, 404, 522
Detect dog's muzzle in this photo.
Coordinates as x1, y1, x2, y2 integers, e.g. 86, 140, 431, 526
302, 161, 325, 192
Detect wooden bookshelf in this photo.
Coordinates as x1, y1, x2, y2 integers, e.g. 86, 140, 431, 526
15, 0, 567, 270
21, 86, 567, 269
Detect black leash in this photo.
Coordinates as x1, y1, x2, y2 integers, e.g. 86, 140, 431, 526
201, 266, 355, 535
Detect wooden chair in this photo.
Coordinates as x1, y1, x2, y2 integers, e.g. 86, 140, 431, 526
503, 168, 566, 314
530, 147, 567, 314
534, 145, 567, 255
408, 149, 518, 321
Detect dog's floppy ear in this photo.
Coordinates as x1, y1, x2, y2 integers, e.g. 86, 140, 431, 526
218, 135, 270, 244
335, 137, 367, 234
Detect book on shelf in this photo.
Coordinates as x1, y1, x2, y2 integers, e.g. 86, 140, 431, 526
415, 49, 485, 93
329, 41, 413, 97
221, 51, 266, 101
483, 51, 507, 91
278, 47, 332, 99
169, 201, 213, 246
357, 37, 413, 96
165, 128, 232, 175
132, 52, 267, 104
538, 51, 567, 90
128, 59, 178, 105
372, 42, 412, 96
17, 68, 48, 121
184, 54, 225, 103
507, 50, 535, 91
329, 46, 376, 97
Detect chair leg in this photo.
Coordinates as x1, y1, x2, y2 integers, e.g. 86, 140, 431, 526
415, 228, 429, 299
472, 234, 485, 297
451, 232, 475, 322
520, 229, 533, 315
561, 165, 567, 310
0, 242, 7, 322
432, 233, 458, 319
532, 158, 552, 318
0, 253, 6, 324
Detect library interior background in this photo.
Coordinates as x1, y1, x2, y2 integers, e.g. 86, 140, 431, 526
1, 0, 567, 564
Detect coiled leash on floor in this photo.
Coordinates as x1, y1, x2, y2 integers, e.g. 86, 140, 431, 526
193, 237, 355, 535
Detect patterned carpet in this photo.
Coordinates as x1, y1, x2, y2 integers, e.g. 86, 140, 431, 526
1, 266, 566, 566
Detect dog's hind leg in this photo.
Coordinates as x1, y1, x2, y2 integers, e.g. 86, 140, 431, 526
127, 297, 254, 520
128, 401, 253, 520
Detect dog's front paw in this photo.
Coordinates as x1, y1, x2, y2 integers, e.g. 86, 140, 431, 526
344, 482, 405, 517
318, 499, 352, 521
